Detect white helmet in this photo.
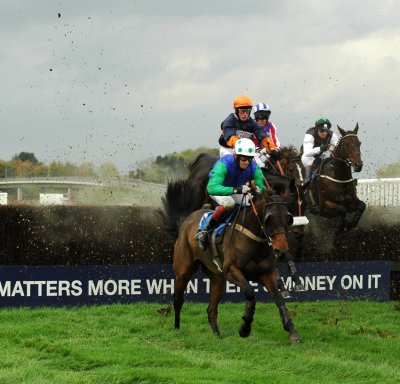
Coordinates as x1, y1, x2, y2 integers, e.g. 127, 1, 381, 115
254, 102, 271, 113
234, 138, 256, 157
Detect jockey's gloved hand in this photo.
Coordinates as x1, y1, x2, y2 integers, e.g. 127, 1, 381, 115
258, 147, 268, 156
269, 149, 280, 160
320, 144, 328, 153
235, 185, 251, 194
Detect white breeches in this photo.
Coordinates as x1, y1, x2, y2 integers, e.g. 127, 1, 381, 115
211, 194, 250, 207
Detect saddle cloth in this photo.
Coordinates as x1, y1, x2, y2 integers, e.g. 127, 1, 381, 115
198, 209, 237, 237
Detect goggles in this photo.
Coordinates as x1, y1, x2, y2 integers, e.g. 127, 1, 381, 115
255, 113, 270, 120
318, 124, 329, 132
237, 108, 252, 114
237, 155, 253, 162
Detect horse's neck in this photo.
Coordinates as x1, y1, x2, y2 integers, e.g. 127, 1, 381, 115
332, 143, 347, 160
321, 157, 352, 179
238, 201, 263, 231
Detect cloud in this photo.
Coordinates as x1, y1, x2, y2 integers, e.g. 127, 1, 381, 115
0, 0, 399, 178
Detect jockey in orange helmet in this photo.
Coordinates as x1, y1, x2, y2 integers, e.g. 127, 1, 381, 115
219, 95, 279, 160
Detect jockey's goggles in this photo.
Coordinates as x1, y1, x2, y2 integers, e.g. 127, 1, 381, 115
237, 108, 252, 114
237, 155, 253, 162
255, 113, 270, 120
318, 124, 329, 132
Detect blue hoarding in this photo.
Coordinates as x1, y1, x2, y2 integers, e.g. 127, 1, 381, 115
0, 261, 392, 308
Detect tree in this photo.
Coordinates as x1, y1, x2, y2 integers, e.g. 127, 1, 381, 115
12, 152, 39, 164
133, 147, 219, 184
377, 162, 400, 178
98, 162, 120, 177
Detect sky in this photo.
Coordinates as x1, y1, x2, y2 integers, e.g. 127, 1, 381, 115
1, 0, 399, 178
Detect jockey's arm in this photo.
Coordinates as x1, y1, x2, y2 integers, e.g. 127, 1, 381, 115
207, 162, 235, 196
261, 136, 278, 153
303, 134, 321, 157
254, 167, 267, 190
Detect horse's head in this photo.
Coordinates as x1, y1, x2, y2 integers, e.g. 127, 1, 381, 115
259, 190, 293, 254
334, 123, 363, 172
279, 146, 305, 187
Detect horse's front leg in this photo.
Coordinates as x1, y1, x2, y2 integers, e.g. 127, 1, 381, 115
346, 198, 366, 230
206, 273, 225, 336
225, 264, 256, 338
279, 250, 304, 292
321, 199, 348, 234
260, 272, 301, 343
290, 225, 305, 262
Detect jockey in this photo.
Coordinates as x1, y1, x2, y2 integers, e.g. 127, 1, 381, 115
196, 138, 266, 251
253, 102, 281, 149
219, 95, 278, 160
301, 117, 339, 182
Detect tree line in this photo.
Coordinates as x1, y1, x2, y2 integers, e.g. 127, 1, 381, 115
3, 148, 397, 183
0, 152, 120, 178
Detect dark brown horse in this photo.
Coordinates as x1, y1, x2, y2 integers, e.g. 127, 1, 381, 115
185, 150, 307, 293
262, 146, 308, 264
304, 124, 365, 234
161, 180, 301, 342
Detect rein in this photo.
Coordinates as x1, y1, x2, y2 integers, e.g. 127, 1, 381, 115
229, 197, 275, 246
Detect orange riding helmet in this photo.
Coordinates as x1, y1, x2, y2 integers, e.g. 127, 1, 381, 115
233, 95, 253, 110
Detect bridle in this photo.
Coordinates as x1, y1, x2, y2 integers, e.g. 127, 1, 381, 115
332, 134, 361, 168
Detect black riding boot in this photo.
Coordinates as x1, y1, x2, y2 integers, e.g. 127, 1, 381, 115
303, 165, 313, 188
196, 217, 218, 251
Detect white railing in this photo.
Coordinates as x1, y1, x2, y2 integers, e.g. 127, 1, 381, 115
357, 178, 400, 206
0, 177, 166, 189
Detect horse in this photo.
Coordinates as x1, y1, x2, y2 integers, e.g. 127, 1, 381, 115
185, 150, 307, 294
161, 179, 301, 342
261, 146, 308, 263
304, 123, 365, 234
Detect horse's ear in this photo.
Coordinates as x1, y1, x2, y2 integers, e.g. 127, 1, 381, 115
337, 125, 346, 136
354, 123, 359, 134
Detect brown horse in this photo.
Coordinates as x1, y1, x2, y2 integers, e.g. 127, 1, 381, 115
185, 150, 307, 293
161, 180, 301, 342
304, 123, 365, 234
262, 146, 308, 264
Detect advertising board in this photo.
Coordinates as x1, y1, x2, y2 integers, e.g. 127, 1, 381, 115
0, 261, 391, 307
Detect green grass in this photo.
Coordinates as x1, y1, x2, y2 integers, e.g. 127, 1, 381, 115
1, 301, 399, 383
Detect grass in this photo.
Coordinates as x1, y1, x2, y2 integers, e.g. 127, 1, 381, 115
1, 301, 399, 383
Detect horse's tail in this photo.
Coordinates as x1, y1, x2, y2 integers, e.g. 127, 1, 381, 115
158, 179, 200, 234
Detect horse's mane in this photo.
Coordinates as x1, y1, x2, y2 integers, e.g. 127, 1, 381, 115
280, 145, 301, 159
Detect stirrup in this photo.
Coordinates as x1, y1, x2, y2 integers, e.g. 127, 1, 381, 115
294, 282, 305, 292
280, 290, 291, 299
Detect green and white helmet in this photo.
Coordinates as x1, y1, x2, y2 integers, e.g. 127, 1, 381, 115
234, 138, 256, 156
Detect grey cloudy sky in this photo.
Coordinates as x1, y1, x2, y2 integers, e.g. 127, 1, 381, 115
1, 0, 399, 178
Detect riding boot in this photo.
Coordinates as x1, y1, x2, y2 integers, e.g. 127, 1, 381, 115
196, 217, 217, 251
195, 206, 227, 251
303, 165, 313, 188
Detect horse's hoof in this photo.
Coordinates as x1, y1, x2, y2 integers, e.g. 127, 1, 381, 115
288, 332, 302, 343
239, 324, 251, 338
212, 328, 221, 337
294, 284, 305, 292
281, 290, 291, 299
